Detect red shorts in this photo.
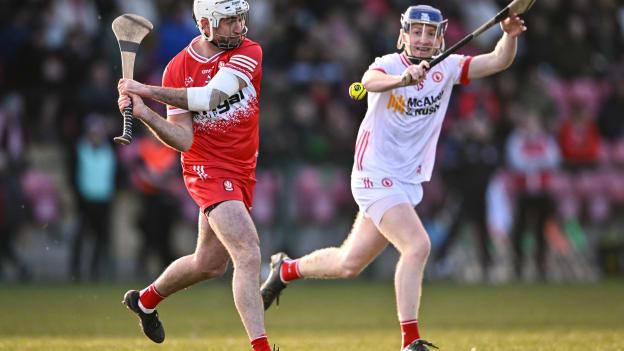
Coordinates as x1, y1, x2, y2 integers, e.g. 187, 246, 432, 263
182, 166, 255, 214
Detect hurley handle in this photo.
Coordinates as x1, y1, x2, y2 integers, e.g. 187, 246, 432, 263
113, 103, 134, 145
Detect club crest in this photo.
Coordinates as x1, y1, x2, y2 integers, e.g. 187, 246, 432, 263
382, 178, 394, 187
432, 71, 443, 82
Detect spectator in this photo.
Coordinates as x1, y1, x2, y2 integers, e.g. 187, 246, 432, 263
558, 100, 602, 171
506, 109, 560, 280
69, 114, 117, 281
127, 134, 179, 278
435, 115, 500, 280
0, 94, 30, 281
597, 75, 624, 142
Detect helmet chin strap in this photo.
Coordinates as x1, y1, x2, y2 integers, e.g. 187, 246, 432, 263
200, 27, 223, 50
201, 29, 212, 42
404, 52, 432, 65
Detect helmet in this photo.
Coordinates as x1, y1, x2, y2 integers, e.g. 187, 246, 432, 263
397, 5, 448, 62
193, 0, 250, 49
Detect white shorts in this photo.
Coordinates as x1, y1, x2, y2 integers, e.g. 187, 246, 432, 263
351, 177, 424, 227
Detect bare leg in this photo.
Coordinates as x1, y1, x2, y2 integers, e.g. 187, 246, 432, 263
377, 204, 431, 322
153, 211, 229, 296
298, 211, 389, 279
208, 200, 266, 340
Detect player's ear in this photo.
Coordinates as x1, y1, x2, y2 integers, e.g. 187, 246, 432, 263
199, 17, 216, 40
198, 17, 210, 32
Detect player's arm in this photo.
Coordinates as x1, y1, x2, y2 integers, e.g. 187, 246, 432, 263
117, 94, 193, 152
118, 70, 247, 112
362, 60, 430, 92
467, 14, 526, 80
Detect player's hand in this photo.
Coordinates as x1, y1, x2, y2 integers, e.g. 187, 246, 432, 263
118, 78, 147, 96
501, 13, 526, 38
400, 60, 429, 87
118, 94, 148, 120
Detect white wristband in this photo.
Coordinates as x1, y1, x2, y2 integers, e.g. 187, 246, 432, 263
187, 85, 214, 111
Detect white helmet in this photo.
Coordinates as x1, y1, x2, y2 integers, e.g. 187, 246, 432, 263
193, 0, 250, 49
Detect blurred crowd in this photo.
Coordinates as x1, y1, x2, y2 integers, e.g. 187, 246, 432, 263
0, 0, 623, 282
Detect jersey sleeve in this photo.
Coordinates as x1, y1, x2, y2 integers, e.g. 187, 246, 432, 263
446, 54, 473, 86
367, 54, 395, 74
162, 58, 189, 116
221, 43, 262, 90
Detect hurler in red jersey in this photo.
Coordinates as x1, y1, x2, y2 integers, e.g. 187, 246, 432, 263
116, 1, 274, 350
164, 35, 262, 212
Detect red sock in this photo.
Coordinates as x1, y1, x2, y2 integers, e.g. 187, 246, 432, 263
400, 319, 420, 348
251, 334, 271, 351
139, 284, 165, 310
280, 259, 301, 282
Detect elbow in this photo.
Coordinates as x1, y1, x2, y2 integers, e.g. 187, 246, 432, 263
176, 135, 193, 153
179, 140, 193, 152
488, 59, 513, 76
496, 51, 516, 71
171, 143, 189, 153
361, 70, 391, 92
361, 79, 373, 92
180, 127, 194, 152
501, 58, 515, 70
171, 123, 194, 152
362, 79, 382, 93
361, 72, 377, 92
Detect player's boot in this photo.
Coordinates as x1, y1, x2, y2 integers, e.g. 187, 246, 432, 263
122, 290, 165, 343
403, 339, 439, 351
260, 252, 289, 310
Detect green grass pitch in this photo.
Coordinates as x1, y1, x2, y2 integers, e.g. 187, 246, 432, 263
0, 281, 622, 350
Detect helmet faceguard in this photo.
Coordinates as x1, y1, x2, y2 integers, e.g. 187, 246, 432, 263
193, 0, 250, 49
396, 5, 448, 64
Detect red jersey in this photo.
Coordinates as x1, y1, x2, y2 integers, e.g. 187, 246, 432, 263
162, 36, 262, 181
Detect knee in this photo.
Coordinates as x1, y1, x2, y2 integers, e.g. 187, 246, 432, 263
193, 254, 228, 279
232, 244, 261, 270
401, 236, 431, 263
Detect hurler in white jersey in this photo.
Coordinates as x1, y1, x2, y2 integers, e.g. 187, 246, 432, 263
351, 52, 471, 224
261, 5, 527, 351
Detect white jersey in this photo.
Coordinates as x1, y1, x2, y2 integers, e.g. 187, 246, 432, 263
352, 52, 472, 186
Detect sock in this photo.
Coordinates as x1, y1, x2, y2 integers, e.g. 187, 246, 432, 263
280, 259, 301, 283
251, 334, 271, 351
400, 319, 420, 348
138, 283, 165, 313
